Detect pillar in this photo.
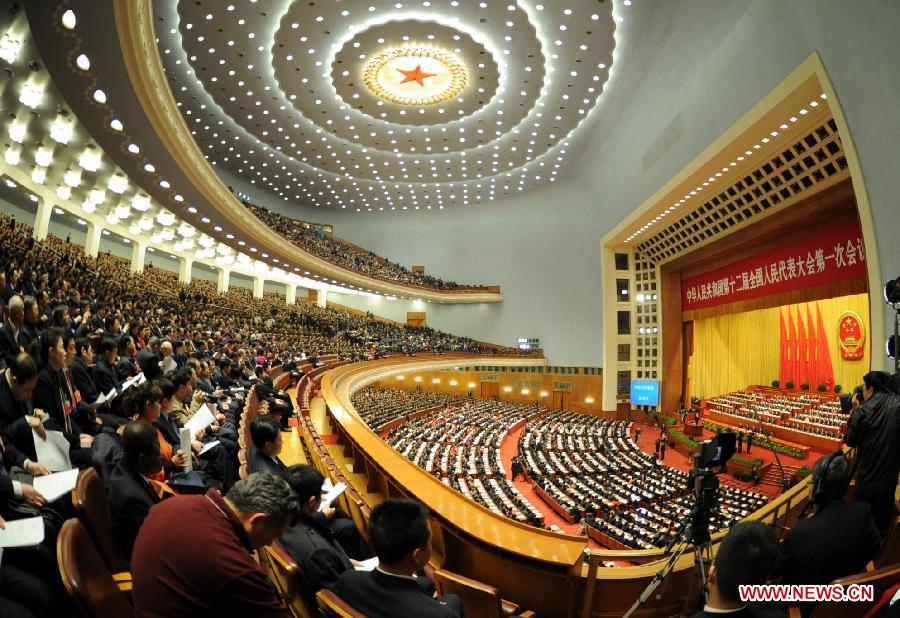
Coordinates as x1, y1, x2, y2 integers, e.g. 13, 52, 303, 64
33, 200, 52, 241
285, 283, 297, 305
85, 223, 102, 258
130, 240, 147, 273
217, 268, 230, 294
253, 276, 264, 299
178, 257, 193, 284
316, 287, 327, 308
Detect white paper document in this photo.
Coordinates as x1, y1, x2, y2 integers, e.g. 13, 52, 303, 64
32, 469, 79, 502
160, 357, 177, 374
0, 517, 45, 548
96, 387, 117, 405
354, 557, 379, 571
198, 440, 220, 456
32, 429, 72, 472
179, 428, 192, 472
184, 404, 216, 437
319, 481, 347, 512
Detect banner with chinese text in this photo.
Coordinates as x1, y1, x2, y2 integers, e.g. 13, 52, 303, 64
682, 221, 866, 311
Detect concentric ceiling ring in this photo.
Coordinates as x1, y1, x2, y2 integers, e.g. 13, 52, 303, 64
157, 0, 618, 211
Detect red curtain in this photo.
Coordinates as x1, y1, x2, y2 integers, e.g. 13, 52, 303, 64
779, 310, 788, 387
805, 305, 819, 387
797, 310, 809, 386
787, 309, 798, 387
816, 304, 835, 387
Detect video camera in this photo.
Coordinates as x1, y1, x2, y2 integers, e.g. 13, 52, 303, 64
683, 433, 736, 545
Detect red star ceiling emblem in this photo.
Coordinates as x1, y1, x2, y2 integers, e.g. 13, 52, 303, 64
396, 65, 436, 87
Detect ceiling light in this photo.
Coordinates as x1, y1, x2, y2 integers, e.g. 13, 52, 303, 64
50, 118, 73, 144
7, 122, 26, 144
92, 89, 107, 104
4, 148, 20, 166
56, 185, 71, 200
78, 149, 101, 172
0, 33, 22, 63
61, 9, 76, 29
127, 143, 140, 154
89, 189, 106, 204
115, 205, 131, 219
81, 200, 96, 214
105, 213, 119, 226
19, 83, 43, 109
75, 53, 90, 70
109, 118, 124, 131
132, 194, 151, 211
31, 167, 47, 185
107, 174, 128, 194
34, 146, 53, 167
63, 169, 81, 187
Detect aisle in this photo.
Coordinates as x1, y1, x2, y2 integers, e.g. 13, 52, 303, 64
500, 424, 596, 543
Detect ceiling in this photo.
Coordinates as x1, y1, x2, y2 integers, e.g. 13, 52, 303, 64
153, 0, 623, 212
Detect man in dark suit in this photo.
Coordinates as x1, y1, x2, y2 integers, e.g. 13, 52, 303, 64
774, 452, 881, 617
336, 499, 463, 618
136, 337, 162, 382
108, 421, 164, 564
691, 521, 781, 618
248, 415, 286, 476
280, 465, 355, 592
117, 334, 139, 379
94, 336, 121, 398
18, 296, 40, 351
0, 353, 44, 460
69, 338, 98, 404
0, 295, 25, 369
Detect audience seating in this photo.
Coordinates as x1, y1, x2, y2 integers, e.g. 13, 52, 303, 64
315, 589, 367, 618
263, 541, 320, 618
57, 518, 134, 618
801, 563, 900, 618
72, 468, 130, 577
433, 568, 535, 618
875, 515, 900, 569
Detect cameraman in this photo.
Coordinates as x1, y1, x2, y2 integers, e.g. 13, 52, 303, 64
844, 370, 900, 539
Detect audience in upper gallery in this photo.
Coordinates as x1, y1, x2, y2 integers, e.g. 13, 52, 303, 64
691, 521, 783, 618
774, 451, 881, 617
107, 420, 165, 565
130, 473, 299, 617
280, 464, 357, 592
843, 370, 900, 539
244, 201, 479, 291
336, 499, 463, 618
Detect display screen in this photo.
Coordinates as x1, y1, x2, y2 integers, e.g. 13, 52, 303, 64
630, 379, 660, 406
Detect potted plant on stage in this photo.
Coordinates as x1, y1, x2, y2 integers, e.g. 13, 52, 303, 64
786, 381, 794, 390
800, 382, 810, 391
817, 383, 827, 392
771, 380, 780, 388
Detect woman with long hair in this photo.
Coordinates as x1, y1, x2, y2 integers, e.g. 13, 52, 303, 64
123, 381, 188, 483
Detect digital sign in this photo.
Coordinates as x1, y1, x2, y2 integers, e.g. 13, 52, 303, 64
630, 379, 660, 406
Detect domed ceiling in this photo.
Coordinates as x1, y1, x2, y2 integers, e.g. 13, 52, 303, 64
153, 0, 623, 212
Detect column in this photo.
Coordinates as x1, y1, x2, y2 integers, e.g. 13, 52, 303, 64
85, 222, 102, 258
285, 283, 297, 305
179, 256, 193, 284
130, 240, 147, 273
217, 267, 230, 294
33, 200, 52, 241
253, 276, 264, 299
316, 287, 327, 308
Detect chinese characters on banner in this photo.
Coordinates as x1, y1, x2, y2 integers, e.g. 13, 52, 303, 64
681, 221, 867, 311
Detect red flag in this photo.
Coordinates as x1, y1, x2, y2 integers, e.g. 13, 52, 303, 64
806, 305, 818, 388
816, 304, 835, 387
779, 310, 788, 387
797, 309, 808, 387
787, 308, 797, 387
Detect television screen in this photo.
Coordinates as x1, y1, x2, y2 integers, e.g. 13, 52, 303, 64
630, 379, 660, 406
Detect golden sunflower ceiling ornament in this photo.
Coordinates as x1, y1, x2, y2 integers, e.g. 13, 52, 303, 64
363, 47, 467, 106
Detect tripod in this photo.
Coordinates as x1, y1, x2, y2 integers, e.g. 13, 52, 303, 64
743, 406, 791, 493
622, 495, 715, 618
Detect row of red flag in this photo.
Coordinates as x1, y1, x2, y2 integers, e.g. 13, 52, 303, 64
779, 304, 835, 388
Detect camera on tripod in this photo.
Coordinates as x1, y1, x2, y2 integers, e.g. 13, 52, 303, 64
685, 433, 737, 544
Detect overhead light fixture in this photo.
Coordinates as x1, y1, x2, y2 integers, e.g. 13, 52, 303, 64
63, 169, 81, 187
50, 118, 73, 145
61, 9, 76, 29
107, 175, 128, 194
0, 33, 22, 64
105, 213, 120, 226
78, 149, 101, 172
115, 205, 131, 219
132, 194, 151, 211
7, 122, 26, 144
34, 146, 53, 167
75, 53, 90, 70
89, 189, 106, 204
56, 185, 72, 200
4, 148, 20, 166
19, 83, 43, 109
31, 167, 47, 185
81, 200, 96, 214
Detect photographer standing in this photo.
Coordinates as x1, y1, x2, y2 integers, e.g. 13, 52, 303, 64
844, 370, 900, 540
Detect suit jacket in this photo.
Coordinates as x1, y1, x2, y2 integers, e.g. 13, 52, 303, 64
32, 367, 81, 445
0, 320, 22, 369
108, 461, 162, 564
19, 322, 38, 350
776, 500, 881, 588
154, 414, 180, 448
117, 356, 138, 379
0, 372, 39, 461
94, 359, 120, 398
136, 347, 161, 381
70, 357, 99, 404
336, 569, 461, 618
280, 513, 353, 592
90, 314, 105, 332
247, 449, 287, 476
